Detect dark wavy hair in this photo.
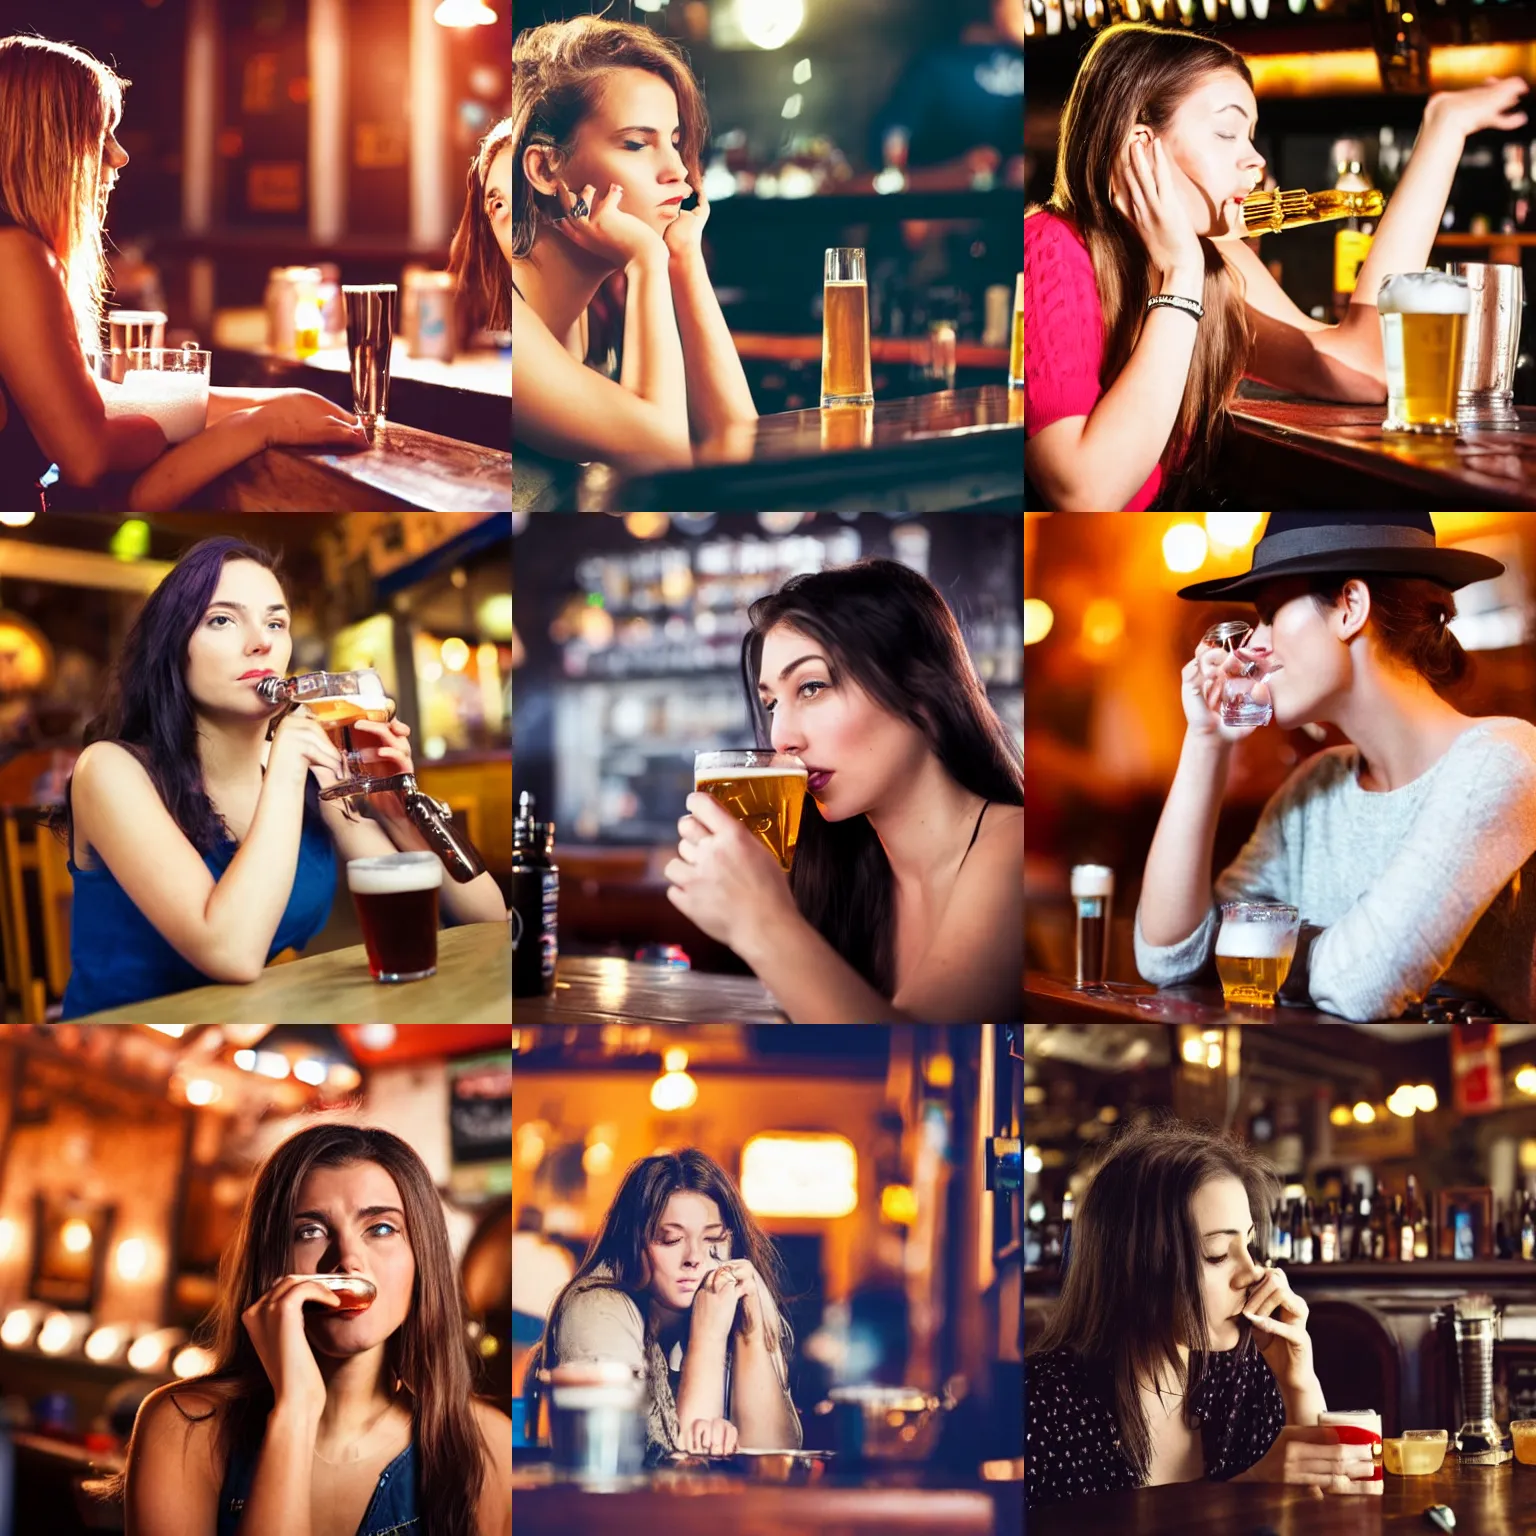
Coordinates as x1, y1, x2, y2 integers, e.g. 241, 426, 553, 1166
48, 535, 326, 859
92, 1124, 495, 1535
522, 1148, 794, 1426
740, 559, 1025, 998
1027, 1115, 1281, 1485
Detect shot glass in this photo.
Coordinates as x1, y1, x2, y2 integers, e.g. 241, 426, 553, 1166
293, 1274, 377, 1312
1202, 621, 1274, 728
1384, 1429, 1449, 1474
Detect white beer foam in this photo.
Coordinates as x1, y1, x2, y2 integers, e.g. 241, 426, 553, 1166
1376, 272, 1470, 315
696, 766, 808, 782
1216, 921, 1298, 960
346, 855, 443, 895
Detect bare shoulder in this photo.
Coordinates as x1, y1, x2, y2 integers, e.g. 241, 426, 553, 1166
979, 801, 1023, 847
125, 1382, 227, 1520
471, 1398, 512, 1536
0, 224, 61, 276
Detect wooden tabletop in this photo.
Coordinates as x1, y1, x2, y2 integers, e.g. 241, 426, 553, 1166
1028, 1459, 1536, 1534
515, 956, 788, 1024
200, 420, 511, 511
1226, 397, 1536, 510
563, 385, 1023, 512
74, 921, 511, 1023
1024, 971, 1416, 1026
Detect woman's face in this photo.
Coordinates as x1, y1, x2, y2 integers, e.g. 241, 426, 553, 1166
644, 1190, 732, 1313
758, 622, 932, 824
1191, 1175, 1265, 1351
183, 558, 294, 724
98, 121, 128, 216
1129, 71, 1266, 240
533, 67, 691, 237
1245, 575, 1366, 727
290, 1160, 416, 1361
487, 145, 512, 266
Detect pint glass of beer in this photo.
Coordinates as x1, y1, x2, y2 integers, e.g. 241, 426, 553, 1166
821, 248, 873, 407
347, 851, 442, 982
693, 750, 808, 872
1215, 901, 1300, 1006
1377, 271, 1470, 434
1009, 272, 1025, 389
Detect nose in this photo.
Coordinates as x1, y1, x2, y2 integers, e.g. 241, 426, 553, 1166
659, 143, 688, 188
1235, 1248, 1264, 1288
1242, 146, 1265, 179
769, 716, 803, 756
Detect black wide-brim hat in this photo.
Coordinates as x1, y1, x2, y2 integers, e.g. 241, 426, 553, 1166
1176, 513, 1506, 602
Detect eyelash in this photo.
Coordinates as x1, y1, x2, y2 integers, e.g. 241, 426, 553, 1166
622, 140, 683, 152
661, 1236, 726, 1247
761, 680, 828, 715
208, 615, 287, 631
295, 1222, 398, 1241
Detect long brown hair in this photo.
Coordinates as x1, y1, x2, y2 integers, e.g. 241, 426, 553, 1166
511, 17, 709, 268
522, 1149, 794, 1425
448, 116, 512, 332
742, 560, 1025, 999
94, 1125, 491, 1536
0, 34, 127, 354
1027, 1115, 1280, 1484
1035, 22, 1255, 507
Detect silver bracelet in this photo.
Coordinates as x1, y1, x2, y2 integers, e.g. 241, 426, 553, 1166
1147, 292, 1203, 321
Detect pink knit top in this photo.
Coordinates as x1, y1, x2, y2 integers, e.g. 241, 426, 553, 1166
1024, 206, 1183, 510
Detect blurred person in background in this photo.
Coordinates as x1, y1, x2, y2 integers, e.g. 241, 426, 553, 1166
450, 116, 513, 337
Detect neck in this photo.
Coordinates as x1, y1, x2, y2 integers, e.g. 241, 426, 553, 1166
313, 1346, 401, 1442
647, 1293, 690, 1354
1327, 662, 1466, 792
513, 233, 620, 352
196, 710, 273, 796
865, 757, 988, 897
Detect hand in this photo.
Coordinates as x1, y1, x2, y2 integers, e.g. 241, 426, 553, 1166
682, 1416, 740, 1456
266, 704, 347, 792
662, 187, 709, 265
1425, 76, 1529, 141
710, 1259, 769, 1346
252, 390, 369, 451
687, 1259, 748, 1346
241, 1274, 344, 1418
1241, 1262, 1316, 1390
1236, 1424, 1379, 1494
342, 718, 415, 818
550, 180, 669, 268
664, 792, 802, 956
1183, 640, 1271, 743
1110, 134, 1205, 284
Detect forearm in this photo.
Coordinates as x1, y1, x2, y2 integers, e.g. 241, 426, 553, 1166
126, 410, 266, 512
669, 252, 757, 438
620, 254, 690, 442
737, 906, 919, 1023
235, 1404, 316, 1536
204, 771, 307, 976
730, 1331, 800, 1449
1280, 1372, 1326, 1429
372, 809, 509, 923
1139, 728, 1232, 946
1072, 263, 1202, 508
674, 1334, 728, 1427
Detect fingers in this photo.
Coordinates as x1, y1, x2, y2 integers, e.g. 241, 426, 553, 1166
677, 813, 707, 843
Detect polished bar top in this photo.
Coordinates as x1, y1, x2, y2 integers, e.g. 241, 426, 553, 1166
730, 332, 1010, 369
288, 345, 509, 398
203, 421, 511, 511
1226, 395, 1536, 509
559, 385, 1024, 512
1024, 971, 1420, 1026
74, 922, 511, 1023
1028, 1460, 1536, 1534
515, 955, 788, 1024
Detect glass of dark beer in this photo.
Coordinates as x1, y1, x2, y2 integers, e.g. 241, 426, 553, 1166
347, 851, 442, 982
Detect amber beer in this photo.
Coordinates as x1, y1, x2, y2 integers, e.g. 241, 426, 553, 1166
347, 852, 442, 982
1009, 272, 1024, 389
1377, 271, 1469, 434
295, 1274, 377, 1312
306, 692, 397, 784
1215, 902, 1301, 1006
693, 751, 808, 872
822, 248, 873, 407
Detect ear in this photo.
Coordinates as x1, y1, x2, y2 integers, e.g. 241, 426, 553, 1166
522, 141, 564, 198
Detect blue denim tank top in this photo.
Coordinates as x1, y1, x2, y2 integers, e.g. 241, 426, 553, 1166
215, 1433, 419, 1536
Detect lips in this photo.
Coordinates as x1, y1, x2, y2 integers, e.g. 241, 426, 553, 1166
660, 195, 687, 208
677, 1277, 699, 1289
807, 769, 834, 793
238, 669, 275, 680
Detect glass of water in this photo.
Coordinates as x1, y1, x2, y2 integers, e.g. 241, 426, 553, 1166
1202, 621, 1274, 728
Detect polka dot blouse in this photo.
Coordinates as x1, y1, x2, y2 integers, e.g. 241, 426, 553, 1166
1025, 1344, 1286, 1507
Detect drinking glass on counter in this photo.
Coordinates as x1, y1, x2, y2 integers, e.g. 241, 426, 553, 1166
821, 248, 873, 407
694, 750, 807, 872
98, 346, 210, 443
1383, 1429, 1449, 1474
1377, 271, 1469, 435
347, 851, 441, 982
343, 283, 398, 441
1215, 901, 1300, 1006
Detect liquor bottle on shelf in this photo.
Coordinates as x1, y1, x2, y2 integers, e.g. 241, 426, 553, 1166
1297, 1198, 1316, 1265
1409, 1175, 1430, 1260
1272, 1199, 1294, 1264
1370, 1187, 1389, 1261
1319, 1199, 1340, 1264
1340, 1185, 1360, 1263
1391, 1192, 1408, 1262
1331, 140, 1377, 322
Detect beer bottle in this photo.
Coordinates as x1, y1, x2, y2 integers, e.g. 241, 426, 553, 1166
1410, 1175, 1430, 1260
1340, 1185, 1359, 1264
1391, 1192, 1409, 1262
1289, 1197, 1303, 1263
1319, 1199, 1339, 1264
512, 790, 559, 998
1298, 1198, 1316, 1265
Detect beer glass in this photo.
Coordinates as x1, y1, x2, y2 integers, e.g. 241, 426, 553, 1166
293, 1275, 378, 1313
1377, 270, 1470, 434
1383, 1429, 1449, 1474
1215, 901, 1300, 1006
1009, 272, 1025, 389
259, 669, 397, 796
347, 851, 442, 982
98, 347, 210, 443
1510, 1421, 1536, 1465
693, 750, 808, 872
1202, 622, 1273, 728
1318, 1410, 1384, 1488
343, 283, 398, 440
821, 248, 873, 407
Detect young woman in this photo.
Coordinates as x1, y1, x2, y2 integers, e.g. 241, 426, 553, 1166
449, 117, 512, 335
665, 558, 1024, 1023
523, 1149, 800, 1462
53, 535, 509, 1019
107, 1123, 511, 1535
1026, 1117, 1375, 1507
1023, 22, 1530, 509
0, 35, 366, 515
511, 18, 757, 480
1138, 512, 1536, 1023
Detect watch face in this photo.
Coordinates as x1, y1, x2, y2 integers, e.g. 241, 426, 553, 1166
296, 1274, 377, 1311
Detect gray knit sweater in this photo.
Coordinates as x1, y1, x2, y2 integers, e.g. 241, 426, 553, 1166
1134, 718, 1536, 1022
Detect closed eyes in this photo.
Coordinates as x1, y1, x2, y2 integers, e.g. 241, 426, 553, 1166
761, 679, 828, 715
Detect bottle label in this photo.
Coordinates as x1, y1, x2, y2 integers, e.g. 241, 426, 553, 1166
539, 870, 558, 978
1334, 228, 1374, 295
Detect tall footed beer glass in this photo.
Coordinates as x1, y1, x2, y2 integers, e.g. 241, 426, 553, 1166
1377, 271, 1469, 434
343, 283, 398, 441
348, 851, 441, 982
694, 750, 807, 872
821, 248, 873, 407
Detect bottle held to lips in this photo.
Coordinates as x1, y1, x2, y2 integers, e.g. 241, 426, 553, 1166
294, 1274, 377, 1312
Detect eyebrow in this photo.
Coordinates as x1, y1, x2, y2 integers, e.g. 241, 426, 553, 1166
757, 654, 828, 694
1202, 1223, 1257, 1239
1216, 103, 1254, 123
207, 600, 290, 614
294, 1206, 405, 1223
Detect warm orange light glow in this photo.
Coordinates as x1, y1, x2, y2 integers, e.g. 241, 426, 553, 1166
1162, 523, 1208, 574
1249, 43, 1536, 97
1081, 598, 1125, 648
741, 1134, 857, 1217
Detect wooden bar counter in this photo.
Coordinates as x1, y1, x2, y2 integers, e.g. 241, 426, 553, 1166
515, 955, 788, 1025
74, 921, 511, 1023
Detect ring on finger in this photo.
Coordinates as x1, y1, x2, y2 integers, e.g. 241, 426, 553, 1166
571, 194, 590, 219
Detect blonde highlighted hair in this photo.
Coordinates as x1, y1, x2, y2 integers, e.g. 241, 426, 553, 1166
1037, 23, 1255, 507
448, 116, 512, 333
511, 17, 709, 263
0, 34, 127, 355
